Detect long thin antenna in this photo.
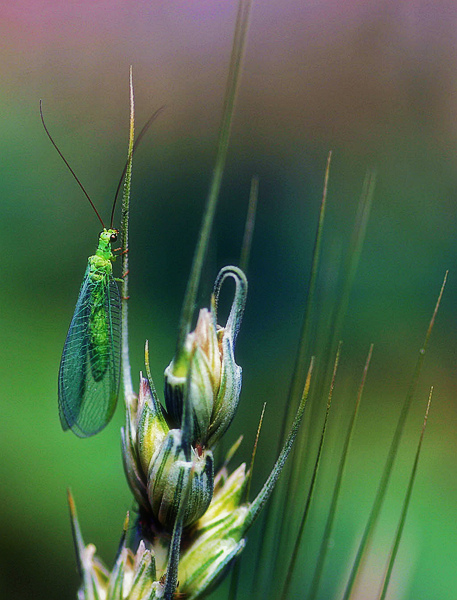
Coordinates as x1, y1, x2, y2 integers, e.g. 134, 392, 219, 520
110, 105, 165, 228
40, 99, 105, 229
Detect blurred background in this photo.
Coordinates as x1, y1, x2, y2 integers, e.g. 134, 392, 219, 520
1, 1, 457, 599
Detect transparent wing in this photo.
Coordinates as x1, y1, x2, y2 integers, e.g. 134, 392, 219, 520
58, 264, 121, 437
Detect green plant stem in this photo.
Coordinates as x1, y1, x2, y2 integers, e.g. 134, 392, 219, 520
121, 66, 135, 405
164, 361, 197, 599
176, 0, 252, 357
164, 471, 192, 600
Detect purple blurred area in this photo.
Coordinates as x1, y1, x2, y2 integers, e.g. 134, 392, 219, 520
3, 0, 457, 158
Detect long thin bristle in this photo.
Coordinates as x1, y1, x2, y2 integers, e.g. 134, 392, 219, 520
342, 272, 447, 600
252, 151, 332, 598
280, 342, 341, 600
244, 402, 266, 503
110, 105, 165, 228
378, 387, 433, 600
239, 175, 259, 273
307, 344, 374, 600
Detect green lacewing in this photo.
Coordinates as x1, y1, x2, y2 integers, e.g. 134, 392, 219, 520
41, 102, 163, 437
40, 102, 122, 437
58, 228, 122, 437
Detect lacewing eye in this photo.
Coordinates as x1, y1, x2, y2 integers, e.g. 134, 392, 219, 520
110, 232, 118, 243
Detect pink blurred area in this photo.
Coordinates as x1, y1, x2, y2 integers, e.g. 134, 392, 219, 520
3, 0, 457, 161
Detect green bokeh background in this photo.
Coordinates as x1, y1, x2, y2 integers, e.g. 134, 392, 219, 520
1, 2, 457, 599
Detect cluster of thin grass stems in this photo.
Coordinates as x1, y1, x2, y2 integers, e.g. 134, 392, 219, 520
65, 0, 447, 598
